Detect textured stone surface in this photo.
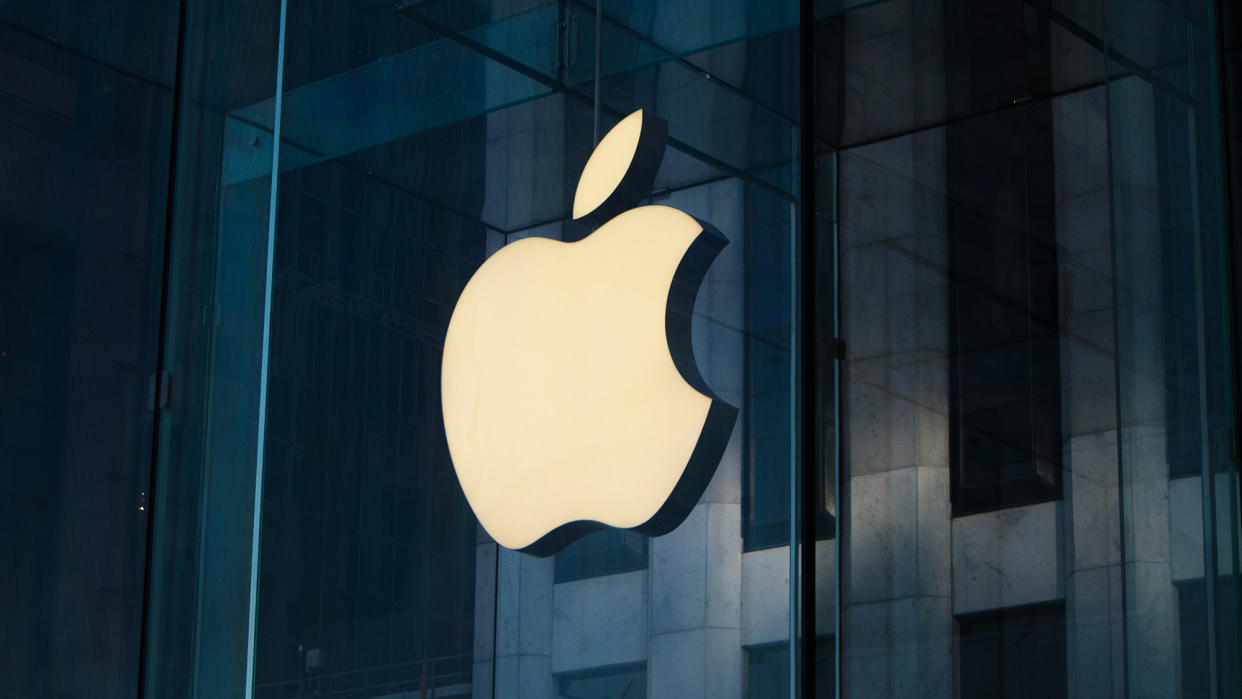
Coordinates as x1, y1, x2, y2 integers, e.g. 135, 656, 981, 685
840, 119, 953, 699
705, 505, 743, 628
651, 506, 709, 633
648, 500, 742, 698
850, 467, 935, 603
474, 543, 497, 661
551, 570, 648, 673
1065, 565, 1126, 699
649, 629, 705, 699
741, 546, 789, 647
740, 540, 836, 647
1169, 476, 1205, 581
842, 596, 951, 699
952, 502, 1064, 614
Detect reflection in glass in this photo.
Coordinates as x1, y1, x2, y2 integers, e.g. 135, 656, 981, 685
957, 602, 1067, 699
555, 530, 648, 584
947, 103, 1062, 516
7, 1, 1240, 698
827, 0, 1241, 696
747, 639, 834, 699
0, 1, 177, 696
556, 662, 646, 699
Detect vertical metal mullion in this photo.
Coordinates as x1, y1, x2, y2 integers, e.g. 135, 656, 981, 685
832, 150, 842, 699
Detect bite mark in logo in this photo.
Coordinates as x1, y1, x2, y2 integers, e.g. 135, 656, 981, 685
441, 109, 738, 556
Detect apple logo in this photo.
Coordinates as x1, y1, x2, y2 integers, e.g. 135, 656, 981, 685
441, 109, 738, 556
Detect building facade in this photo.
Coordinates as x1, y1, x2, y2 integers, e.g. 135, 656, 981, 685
2, 0, 1241, 698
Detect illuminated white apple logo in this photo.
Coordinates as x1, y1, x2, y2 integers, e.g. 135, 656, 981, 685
441, 109, 737, 556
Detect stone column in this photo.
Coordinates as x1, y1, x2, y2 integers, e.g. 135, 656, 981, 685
1109, 74, 1178, 699
839, 128, 953, 699
472, 532, 557, 699
647, 177, 746, 699
1052, 85, 1127, 699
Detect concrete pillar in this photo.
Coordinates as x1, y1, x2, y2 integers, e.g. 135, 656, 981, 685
1109, 74, 1178, 699
647, 177, 746, 699
472, 526, 556, 699
839, 124, 953, 699
1050, 85, 1127, 699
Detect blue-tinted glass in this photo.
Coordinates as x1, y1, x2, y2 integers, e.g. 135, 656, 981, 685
826, 0, 1242, 697
140, 1, 287, 695
0, 1, 178, 696
253, 131, 483, 698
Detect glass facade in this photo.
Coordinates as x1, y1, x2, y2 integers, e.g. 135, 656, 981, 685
1, 1, 1240, 698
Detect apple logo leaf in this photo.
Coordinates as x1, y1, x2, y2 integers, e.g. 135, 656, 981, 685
441, 108, 738, 556
572, 109, 668, 225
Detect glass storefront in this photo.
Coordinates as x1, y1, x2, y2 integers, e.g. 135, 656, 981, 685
1, 0, 1240, 697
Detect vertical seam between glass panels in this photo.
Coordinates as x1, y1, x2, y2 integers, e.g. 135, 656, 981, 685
1101, 3, 1133, 693
795, 1, 817, 693
136, 0, 191, 695
245, 0, 288, 695
833, 151, 842, 699
790, 158, 801, 699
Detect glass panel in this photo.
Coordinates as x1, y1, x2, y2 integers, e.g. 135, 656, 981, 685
747, 639, 835, 699
595, 0, 878, 65
0, 1, 178, 696
243, 2, 804, 697
824, 0, 1242, 697
14, 0, 1242, 697
140, 1, 286, 696
251, 11, 487, 693
405, 0, 873, 101
596, 37, 800, 194
226, 37, 553, 185
813, 0, 1109, 149
403, 0, 802, 195
1108, 0, 1242, 694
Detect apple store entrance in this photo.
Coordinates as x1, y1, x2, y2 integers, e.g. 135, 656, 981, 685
2, 0, 1241, 698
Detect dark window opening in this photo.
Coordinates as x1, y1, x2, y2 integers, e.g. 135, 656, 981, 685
555, 662, 646, 699
554, 529, 648, 584
1176, 578, 1242, 698
743, 182, 836, 550
746, 637, 834, 699
958, 601, 1067, 699
946, 1, 1063, 516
